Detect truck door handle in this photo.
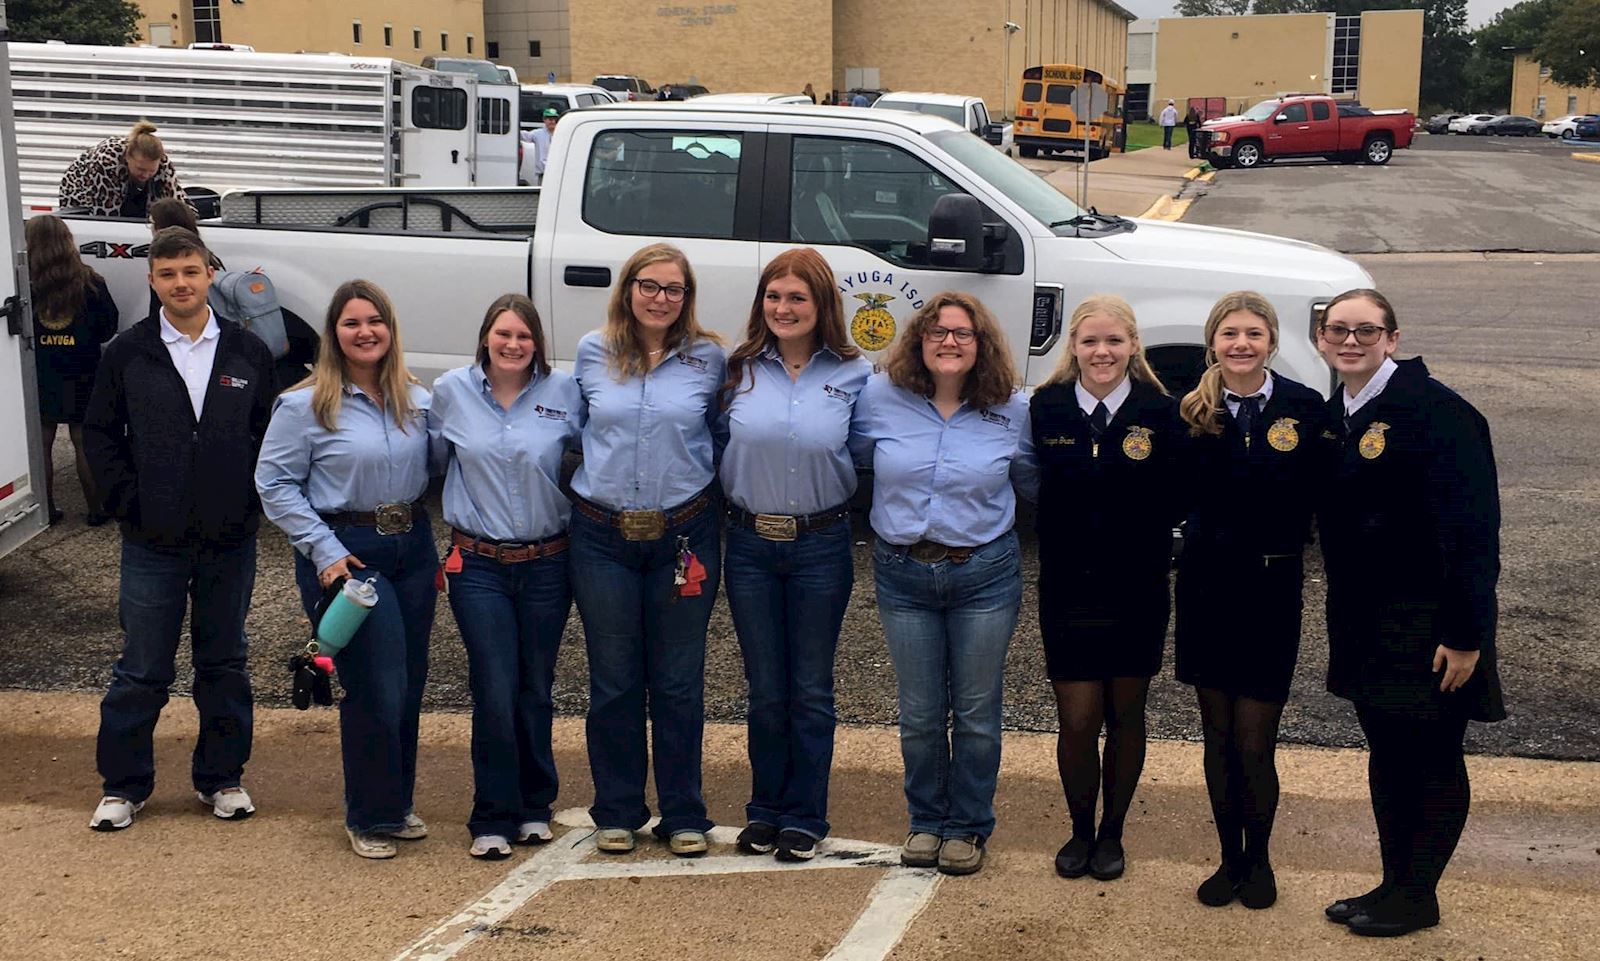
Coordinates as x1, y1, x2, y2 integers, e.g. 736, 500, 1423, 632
451, 150, 460, 164
564, 266, 612, 287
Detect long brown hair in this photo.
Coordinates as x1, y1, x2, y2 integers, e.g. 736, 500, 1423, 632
883, 290, 1017, 410
25, 215, 101, 324
602, 242, 721, 379
1324, 287, 1398, 331
125, 120, 164, 162
475, 293, 551, 377
1041, 293, 1167, 394
722, 248, 858, 404
1180, 291, 1279, 436
299, 279, 421, 431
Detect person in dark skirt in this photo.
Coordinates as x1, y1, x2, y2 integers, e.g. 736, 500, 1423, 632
1029, 294, 1185, 882
25, 215, 120, 525
1316, 288, 1505, 938
1174, 291, 1333, 909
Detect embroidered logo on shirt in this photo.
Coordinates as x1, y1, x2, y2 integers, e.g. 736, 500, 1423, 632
533, 404, 569, 421
218, 375, 248, 389
677, 353, 708, 372
1359, 422, 1389, 460
822, 384, 853, 402
979, 410, 1011, 428
1266, 418, 1299, 452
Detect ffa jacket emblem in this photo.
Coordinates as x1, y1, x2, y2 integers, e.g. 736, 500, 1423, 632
1358, 421, 1389, 460
1122, 426, 1153, 461
1267, 417, 1299, 452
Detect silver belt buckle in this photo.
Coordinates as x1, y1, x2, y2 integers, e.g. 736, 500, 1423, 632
753, 513, 798, 542
908, 541, 950, 564
374, 502, 413, 535
618, 509, 666, 541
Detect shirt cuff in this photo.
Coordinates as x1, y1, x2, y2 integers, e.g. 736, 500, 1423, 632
308, 533, 352, 574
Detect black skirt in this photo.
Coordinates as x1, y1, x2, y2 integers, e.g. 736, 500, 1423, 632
1174, 550, 1305, 703
1039, 569, 1169, 681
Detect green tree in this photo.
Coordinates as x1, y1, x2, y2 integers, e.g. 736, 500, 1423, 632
1417, 0, 1473, 111
1176, 0, 1253, 16
8, 0, 142, 47
1535, 0, 1600, 88
1460, 0, 1567, 111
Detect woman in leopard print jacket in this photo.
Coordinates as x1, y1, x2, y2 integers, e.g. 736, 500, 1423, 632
58, 120, 190, 219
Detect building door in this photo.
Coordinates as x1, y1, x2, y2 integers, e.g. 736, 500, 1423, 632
1126, 84, 1150, 121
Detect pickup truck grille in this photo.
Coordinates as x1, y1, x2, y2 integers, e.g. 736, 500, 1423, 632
1194, 130, 1213, 152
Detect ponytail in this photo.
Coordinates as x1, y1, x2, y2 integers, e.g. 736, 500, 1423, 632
126, 120, 164, 161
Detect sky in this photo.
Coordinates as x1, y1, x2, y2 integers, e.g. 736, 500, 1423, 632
1117, 0, 1512, 28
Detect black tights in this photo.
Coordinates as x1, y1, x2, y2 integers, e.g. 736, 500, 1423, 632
1195, 688, 1285, 867
1053, 678, 1150, 842
1356, 703, 1471, 905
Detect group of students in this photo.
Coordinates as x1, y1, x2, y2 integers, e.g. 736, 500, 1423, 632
73, 224, 1501, 941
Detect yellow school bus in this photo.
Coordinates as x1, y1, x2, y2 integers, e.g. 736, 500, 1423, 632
1013, 64, 1126, 160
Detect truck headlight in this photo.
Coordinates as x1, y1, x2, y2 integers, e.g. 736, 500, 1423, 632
1210, 130, 1229, 143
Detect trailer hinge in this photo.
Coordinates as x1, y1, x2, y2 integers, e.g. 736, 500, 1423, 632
1, 296, 21, 337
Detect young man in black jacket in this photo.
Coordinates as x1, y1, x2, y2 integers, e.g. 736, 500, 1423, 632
82, 227, 277, 831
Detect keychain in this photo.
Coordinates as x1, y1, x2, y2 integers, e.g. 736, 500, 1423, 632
435, 544, 463, 595
675, 535, 707, 599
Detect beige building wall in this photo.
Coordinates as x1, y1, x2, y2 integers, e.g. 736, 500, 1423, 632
484, 0, 570, 84
1356, 10, 1422, 115
1152, 13, 1331, 113
1510, 54, 1600, 118
834, 0, 1004, 107
134, 1, 485, 61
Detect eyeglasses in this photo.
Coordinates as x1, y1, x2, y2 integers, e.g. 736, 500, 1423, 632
1319, 323, 1389, 346
633, 278, 689, 302
923, 325, 976, 345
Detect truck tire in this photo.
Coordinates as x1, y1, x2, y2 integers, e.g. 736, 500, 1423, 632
1020, 144, 1037, 158
1232, 140, 1263, 168
1147, 345, 1208, 398
1364, 136, 1393, 165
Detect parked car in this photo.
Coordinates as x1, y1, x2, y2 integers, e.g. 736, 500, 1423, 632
872, 91, 1014, 156
689, 92, 812, 105
1541, 114, 1585, 138
423, 56, 516, 86
1576, 115, 1600, 141
656, 83, 709, 101
593, 74, 655, 100
1424, 113, 1462, 134
1199, 94, 1415, 168
519, 83, 618, 128
1483, 115, 1542, 137
1448, 114, 1498, 134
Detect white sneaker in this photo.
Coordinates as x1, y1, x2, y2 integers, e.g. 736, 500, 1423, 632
387, 812, 428, 840
197, 786, 255, 820
90, 796, 143, 831
517, 821, 553, 844
470, 834, 512, 860
347, 826, 397, 859
595, 827, 635, 853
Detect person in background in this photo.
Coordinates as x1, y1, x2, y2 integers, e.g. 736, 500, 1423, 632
527, 107, 558, 186
1185, 105, 1204, 159
1174, 291, 1332, 910
849, 291, 1037, 878
1159, 100, 1179, 151
803, 83, 818, 104
25, 215, 119, 526
1316, 288, 1504, 938
59, 119, 191, 219
83, 227, 275, 832
719, 248, 871, 862
255, 279, 437, 860
851, 91, 870, 108
1028, 294, 1184, 884
429, 294, 584, 860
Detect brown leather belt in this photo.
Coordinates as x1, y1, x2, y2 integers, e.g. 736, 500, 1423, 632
727, 504, 850, 542
319, 501, 424, 535
905, 539, 977, 565
570, 489, 715, 542
451, 529, 569, 564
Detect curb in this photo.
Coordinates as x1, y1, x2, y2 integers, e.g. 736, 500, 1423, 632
1136, 194, 1194, 222
1573, 153, 1600, 164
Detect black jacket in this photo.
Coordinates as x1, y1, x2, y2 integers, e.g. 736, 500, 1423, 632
83, 314, 277, 551
1319, 357, 1504, 721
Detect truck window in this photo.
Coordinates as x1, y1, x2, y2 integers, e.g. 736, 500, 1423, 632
1280, 103, 1308, 123
1021, 82, 1042, 103
413, 87, 468, 130
583, 130, 742, 240
479, 97, 512, 135
789, 136, 965, 268
1312, 101, 1330, 121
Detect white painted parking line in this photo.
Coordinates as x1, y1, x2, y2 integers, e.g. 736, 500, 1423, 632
825, 868, 942, 961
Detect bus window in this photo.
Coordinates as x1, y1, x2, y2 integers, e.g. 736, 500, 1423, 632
1046, 84, 1074, 105
1021, 82, 1042, 103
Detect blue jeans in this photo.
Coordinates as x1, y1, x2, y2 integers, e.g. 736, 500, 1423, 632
873, 531, 1022, 842
569, 505, 720, 837
724, 520, 854, 839
1162, 125, 1174, 149
292, 519, 437, 833
97, 536, 257, 803
446, 546, 570, 839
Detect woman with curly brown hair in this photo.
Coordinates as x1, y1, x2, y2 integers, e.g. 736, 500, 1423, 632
848, 291, 1037, 877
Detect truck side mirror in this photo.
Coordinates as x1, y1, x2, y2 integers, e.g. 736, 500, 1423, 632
928, 195, 985, 271
1275, 114, 1289, 123
983, 122, 1005, 145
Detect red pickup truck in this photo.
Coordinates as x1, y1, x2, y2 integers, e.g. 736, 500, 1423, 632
1199, 95, 1415, 169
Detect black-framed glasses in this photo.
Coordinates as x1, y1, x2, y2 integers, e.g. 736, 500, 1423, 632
924, 325, 976, 344
1319, 323, 1389, 346
633, 278, 689, 302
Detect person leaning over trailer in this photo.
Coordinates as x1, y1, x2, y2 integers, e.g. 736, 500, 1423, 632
58, 120, 191, 219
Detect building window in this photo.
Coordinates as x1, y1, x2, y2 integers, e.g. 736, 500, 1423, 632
1331, 16, 1361, 95
352, 21, 362, 45
441, 33, 449, 52
530, 40, 542, 58
1540, 65, 1552, 79
467, 35, 475, 55
487, 41, 500, 59
1536, 95, 1547, 118
384, 24, 393, 47
191, 0, 222, 44
413, 28, 422, 50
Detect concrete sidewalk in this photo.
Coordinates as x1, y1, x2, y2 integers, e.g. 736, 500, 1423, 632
2, 690, 1595, 961
1021, 147, 1203, 217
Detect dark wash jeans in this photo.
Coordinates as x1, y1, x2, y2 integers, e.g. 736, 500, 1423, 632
292, 519, 437, 833
723, 520, 854, 839
446, 546, 571, 839
98, 535, 257, 803
569, 505, 720, 837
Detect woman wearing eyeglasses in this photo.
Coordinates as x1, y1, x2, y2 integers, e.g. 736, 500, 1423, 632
568, 243, 726, 858
1315, 288, 1503, 938
1173, 291, 1333, 909
848, 291, 1037, 877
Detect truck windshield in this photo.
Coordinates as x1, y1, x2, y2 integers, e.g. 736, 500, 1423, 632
1242, 100, 1284, 121
927, 130, 1084, 231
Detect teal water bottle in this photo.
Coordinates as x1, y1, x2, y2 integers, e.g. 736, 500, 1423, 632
315, 577, 378, 656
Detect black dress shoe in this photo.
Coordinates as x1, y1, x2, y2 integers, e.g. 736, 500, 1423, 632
1346, 894, 1440, 938
1236, 860, 1277, 910
1088, 838, 1125, 881
86, 511, 110, 527
735, 821, 778, 855
1054, 837, 1092, 878
1325, 883, 1392, 924
1196, 861, 1240, 907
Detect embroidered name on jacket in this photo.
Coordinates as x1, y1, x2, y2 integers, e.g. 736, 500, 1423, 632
218, 375, 248, 389
534, 405, 569, 421
979, 410, 1011, 428
822, 383, 854, 402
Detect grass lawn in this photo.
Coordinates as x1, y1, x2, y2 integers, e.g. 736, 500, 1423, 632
1123, 121, 1188, 152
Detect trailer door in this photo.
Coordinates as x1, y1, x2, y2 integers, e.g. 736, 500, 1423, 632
400, 73, 475, 187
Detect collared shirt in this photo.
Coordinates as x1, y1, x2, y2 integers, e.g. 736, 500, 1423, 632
1343, 357, 1399, 419
570, 330, 726, 511
159, 308, 221, 420
1223, 372, 1275, 417
718, 345, 872, 515
530, 125, 554, 176
429, 364, 585, 542
255, 382, 432, 572
849, 372, 1038, 547
1075, 376, 1131, 420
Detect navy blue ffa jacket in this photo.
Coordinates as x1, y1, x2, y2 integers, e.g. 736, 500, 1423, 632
83, 315, 277, 551
1319, 357, 1505, 722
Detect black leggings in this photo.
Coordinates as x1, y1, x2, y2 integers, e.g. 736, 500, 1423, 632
1356, 703, 1471, 904
1053, 677, 1150, 842
1196, 688, 1285, 866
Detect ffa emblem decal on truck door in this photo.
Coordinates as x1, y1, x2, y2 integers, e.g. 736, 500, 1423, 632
850, 293, 897, 351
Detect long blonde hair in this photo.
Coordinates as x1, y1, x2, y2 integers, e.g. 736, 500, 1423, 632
603, 242, 721, 379
1040, 294, 1166, 393
126, 120, 164, 162
1180, 291, 1280, 436
299, 279, 421, 431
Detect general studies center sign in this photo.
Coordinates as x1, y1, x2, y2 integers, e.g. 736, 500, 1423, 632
658, 4, 740, 27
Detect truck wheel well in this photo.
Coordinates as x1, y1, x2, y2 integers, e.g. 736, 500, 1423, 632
1146, 345, 1208, 398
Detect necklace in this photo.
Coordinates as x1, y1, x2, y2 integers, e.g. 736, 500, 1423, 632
648, 347, 666, 355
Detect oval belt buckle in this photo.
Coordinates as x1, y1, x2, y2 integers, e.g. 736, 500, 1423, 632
374, 502, 413, 536
909, 541, 949, 564
753, 513, 798, 542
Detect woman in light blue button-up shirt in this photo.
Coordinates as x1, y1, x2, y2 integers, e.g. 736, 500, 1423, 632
568, 243, 726, 857
255, 279, 437, 860
428, 294, 585, 861
718, 248, 872, 862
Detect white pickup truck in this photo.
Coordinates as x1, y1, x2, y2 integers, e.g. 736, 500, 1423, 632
872, 92, 1014, 156
65, 102, 1369, 394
